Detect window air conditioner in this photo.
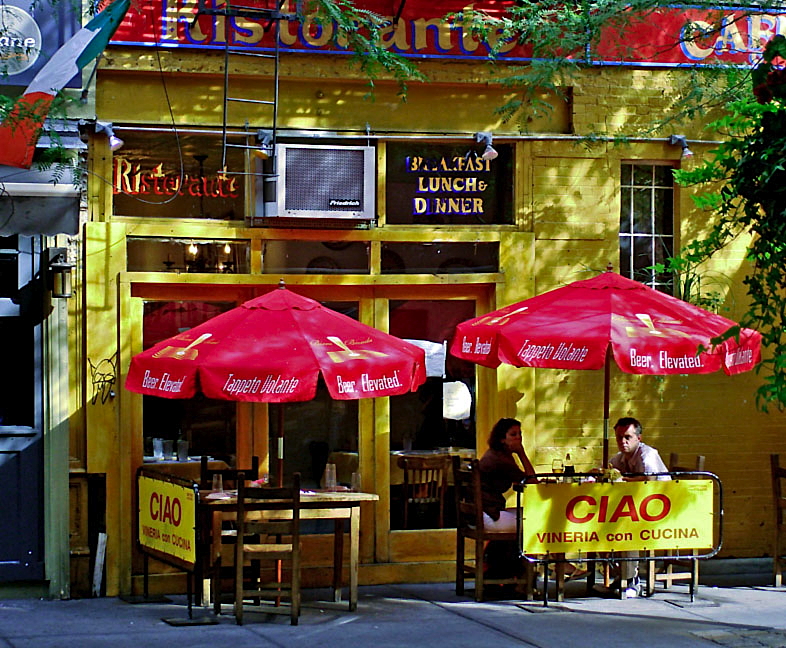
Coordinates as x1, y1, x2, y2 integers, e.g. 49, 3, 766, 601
251, 143, 376, 224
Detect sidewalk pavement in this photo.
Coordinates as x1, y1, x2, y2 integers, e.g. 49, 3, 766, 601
0, 575, 785, 648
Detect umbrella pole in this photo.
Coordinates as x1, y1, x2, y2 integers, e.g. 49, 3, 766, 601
277, 405, 284, 487
603, 347, 611, 467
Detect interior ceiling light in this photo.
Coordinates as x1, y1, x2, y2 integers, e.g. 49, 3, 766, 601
668, 134, 694, 159
474, 131, 498, 161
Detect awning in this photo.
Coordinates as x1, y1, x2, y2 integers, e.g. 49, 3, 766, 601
0, 118, 84, 236
0, 182, 80, 236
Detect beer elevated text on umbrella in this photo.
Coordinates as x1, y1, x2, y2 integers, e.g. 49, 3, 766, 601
449, 271, 761, 464
126, 284, 427, 481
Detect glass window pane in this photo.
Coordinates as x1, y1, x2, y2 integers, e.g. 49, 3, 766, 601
262, 241, 369, 274
632, 189, 652, 233
386, 142, 514, 225
633, 237, 654, 285
128, 238, 251, 274
142, 300, 237, 464
0, 316, 33, 426
619, 236, 631, 277
271, 301, 359, 494
620, 188, 632, 232
621, 164, 633, 186
654, 189, 673, 235
388, 299, 477, 530
381, 242, 499, 274
632, 165, 653, 186
653, 166, 673, 187
113, 132, 245, 220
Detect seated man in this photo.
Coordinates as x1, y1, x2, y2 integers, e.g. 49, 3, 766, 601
607, 416, 670, 598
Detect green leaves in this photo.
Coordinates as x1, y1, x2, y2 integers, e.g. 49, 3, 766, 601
302, 0, 425, 95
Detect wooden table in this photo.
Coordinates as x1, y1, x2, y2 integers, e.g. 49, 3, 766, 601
198, 489, 378, 611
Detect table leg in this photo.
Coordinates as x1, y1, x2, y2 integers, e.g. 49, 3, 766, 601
333, 518, 344, 603
349, 505, 359, 611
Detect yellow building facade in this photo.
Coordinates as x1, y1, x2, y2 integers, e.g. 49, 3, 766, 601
70, 2, 786, 596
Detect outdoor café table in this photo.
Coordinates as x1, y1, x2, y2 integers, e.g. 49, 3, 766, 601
197, 488, 379, 611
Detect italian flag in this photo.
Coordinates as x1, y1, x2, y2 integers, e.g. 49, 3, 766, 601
0, 0, 130, 168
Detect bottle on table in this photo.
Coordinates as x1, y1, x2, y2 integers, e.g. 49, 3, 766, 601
564, 453, 575, 482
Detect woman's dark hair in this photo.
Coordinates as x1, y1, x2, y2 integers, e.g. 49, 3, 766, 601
488, 417, 521, 451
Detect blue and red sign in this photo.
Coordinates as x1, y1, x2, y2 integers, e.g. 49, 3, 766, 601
108, 0, 786, 68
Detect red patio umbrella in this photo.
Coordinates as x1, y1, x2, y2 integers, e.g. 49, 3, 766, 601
126, 284, 427, 483
449, 271, 761, 465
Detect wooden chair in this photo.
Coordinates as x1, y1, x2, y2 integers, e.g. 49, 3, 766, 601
454, 457, 531, 601
646, 453, 705, 597
398, 454, 451, 529
232, 472, 302, 625
200, 455, 260, 490
771, 454, 786, 586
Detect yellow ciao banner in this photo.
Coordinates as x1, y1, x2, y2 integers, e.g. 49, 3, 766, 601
521, 479, 715, 554
138, 474, 197, 566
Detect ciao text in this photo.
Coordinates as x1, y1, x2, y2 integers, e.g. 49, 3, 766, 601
566, 493, 671, 524
149, 492, 182, 527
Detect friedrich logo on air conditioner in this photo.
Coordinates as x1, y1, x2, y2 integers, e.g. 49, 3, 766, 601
330, 199, 361, 207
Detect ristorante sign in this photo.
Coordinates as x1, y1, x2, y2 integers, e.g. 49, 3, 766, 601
109, 0, 786, 67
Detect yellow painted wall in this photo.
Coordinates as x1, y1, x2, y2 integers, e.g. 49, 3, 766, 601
80, 43, 786, 595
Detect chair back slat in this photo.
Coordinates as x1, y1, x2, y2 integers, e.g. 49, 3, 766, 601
398, 454, 451, 528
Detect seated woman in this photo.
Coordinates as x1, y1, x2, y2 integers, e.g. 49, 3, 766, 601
478, 417, 537, 579
479, 417, 538, 533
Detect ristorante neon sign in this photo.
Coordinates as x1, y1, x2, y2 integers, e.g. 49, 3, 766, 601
113, 158, 240, 198
110, 0, 786, 67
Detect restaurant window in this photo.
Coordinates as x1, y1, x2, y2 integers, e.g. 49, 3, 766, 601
388, 299, 477, 530
270, 301, 359, 491
619, 163, 674, 293
112, 131, 245, 221
261, 241, 370, 274
381, 242, 499, 274
385, 142, 514, 225
141, 301, 237, 463
127, 237, 251, 274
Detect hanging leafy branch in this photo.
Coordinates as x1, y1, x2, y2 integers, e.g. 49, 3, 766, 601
672, 38, 786, 410
302, 0, 426, 96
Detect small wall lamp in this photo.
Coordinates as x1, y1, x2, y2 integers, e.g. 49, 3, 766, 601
45, 247, 75, 299
668, 134, 694, 159
95, 121, 124, 152
474, 131, 499, 161
254, 129, 274, 159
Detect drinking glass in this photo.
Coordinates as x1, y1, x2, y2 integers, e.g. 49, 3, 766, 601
212, 474, 224, 493
552, 458, 564, 475
351, 471, 362, 492
323, 463, 337, 491
162, 440, 174, 460
152, 438, 164, 461
177, 439, 189, 461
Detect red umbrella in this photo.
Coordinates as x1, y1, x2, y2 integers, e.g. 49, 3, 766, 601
126, 284, 427, 482
449, 271, 761, 465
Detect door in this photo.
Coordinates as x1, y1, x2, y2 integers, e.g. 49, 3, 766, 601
0, 235, 44, 580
